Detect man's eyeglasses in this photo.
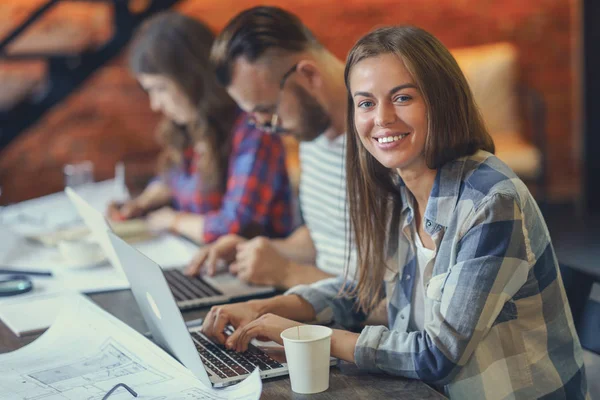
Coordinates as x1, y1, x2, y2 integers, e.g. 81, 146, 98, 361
268, 63, 298, 134
102, 383, 138, 399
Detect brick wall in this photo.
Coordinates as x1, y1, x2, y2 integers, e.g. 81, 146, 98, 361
0, 0, 580, 204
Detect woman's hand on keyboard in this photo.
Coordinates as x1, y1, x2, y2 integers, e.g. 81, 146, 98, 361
201, 301, 260, 345
225, 314, 303, 353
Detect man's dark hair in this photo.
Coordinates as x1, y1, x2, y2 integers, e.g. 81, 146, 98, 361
211, 6, 321, 86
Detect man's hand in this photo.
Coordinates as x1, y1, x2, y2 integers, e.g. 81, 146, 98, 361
231, 237, 292, 288
185, 234, 246, 276
226, 314, 303, 352
201, 302, 262, 346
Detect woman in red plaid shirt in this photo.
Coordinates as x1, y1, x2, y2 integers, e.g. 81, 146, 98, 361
106, 12, 294, 244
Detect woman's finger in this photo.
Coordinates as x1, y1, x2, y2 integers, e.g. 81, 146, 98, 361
210, 308, 230, 345
201, 308, 217, 336
228, 321, 262, 353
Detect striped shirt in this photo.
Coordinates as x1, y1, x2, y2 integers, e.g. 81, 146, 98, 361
298, 133, 354, 276
289, 150, 588, 399
162, 113, 294, 243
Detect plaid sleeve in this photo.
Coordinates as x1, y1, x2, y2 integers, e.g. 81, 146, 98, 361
155, 168, 184, 210
143, 174, 179, 208
202, 125, 291, 243
354, 193, 531, 384
286, 276, 370, 330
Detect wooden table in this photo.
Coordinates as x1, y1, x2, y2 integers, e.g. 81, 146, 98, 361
0, 290, 446, 400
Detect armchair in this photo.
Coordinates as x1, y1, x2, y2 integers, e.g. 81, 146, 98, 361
451, 42, 547, 202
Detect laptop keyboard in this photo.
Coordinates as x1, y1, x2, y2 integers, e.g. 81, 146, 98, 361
191, 330, 284, 379
163, 269, 222, 301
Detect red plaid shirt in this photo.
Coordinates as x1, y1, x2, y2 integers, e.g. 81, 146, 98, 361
162, 112, 294, 243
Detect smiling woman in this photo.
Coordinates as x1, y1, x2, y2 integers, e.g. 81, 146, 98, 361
350, 56, 428, 172
331, 26, 585, 399
344, 28, 494, 312
199, 26, 588, 400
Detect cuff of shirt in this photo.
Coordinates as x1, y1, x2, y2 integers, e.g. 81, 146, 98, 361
354, 325, 387, 373
202, 230, 218, 244
202, 214, 226, 243
285, 284, 331, 316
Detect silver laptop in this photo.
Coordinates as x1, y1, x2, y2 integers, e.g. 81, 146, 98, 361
107, 230, 294, 387
64, 187, 275, 309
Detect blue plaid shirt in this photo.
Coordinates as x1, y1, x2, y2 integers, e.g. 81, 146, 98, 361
288, 151, 588, 399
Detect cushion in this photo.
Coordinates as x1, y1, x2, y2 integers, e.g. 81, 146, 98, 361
494, 133, 542, 180
451, 42, 520, 136
451, 43, 542, 180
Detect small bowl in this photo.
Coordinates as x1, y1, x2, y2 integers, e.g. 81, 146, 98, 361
58, 239, 104, 268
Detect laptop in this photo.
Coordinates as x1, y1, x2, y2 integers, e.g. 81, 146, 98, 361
64, 187, 275, 309
106, 230, 295, 387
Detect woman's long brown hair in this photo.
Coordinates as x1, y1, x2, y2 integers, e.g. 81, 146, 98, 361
129, 12, 238, 189
344, 26, 495, 313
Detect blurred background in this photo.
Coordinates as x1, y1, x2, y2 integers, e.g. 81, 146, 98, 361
0, 0, 584, 207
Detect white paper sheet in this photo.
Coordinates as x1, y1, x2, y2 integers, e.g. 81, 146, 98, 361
0, 179, 128, 237
3, 232, 196, 275
0, 225, 22, 265
0, 294, 72, 337
0, 276, 65, 306
0, 295, 262, 400
134, 233, 199, 269
0, 250, 128, 296
1, 239, 113, 274
0, 280, 66, 339
0, 262, 140, 338
54, 263, 129, 293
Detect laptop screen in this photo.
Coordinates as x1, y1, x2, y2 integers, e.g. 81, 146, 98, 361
64, 187, 125, 277
105, 231, 211, 385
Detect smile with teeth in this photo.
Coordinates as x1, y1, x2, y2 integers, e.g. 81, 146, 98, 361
376, 133, 409, 143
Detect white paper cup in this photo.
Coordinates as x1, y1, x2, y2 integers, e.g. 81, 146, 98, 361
280, 325, 333, 394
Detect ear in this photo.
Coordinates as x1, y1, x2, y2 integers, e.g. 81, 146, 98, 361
296, 60, 323, 90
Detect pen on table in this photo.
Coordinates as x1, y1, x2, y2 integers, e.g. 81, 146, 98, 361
0, 268, 53, 277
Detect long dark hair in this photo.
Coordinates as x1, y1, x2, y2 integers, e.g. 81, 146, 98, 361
129, 11, 237, 189
344, 26, 495, 313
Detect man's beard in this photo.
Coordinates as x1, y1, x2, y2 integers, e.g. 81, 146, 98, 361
289, 84, 331, 142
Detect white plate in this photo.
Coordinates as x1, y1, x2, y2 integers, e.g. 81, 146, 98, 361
50, 252, 109, 270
